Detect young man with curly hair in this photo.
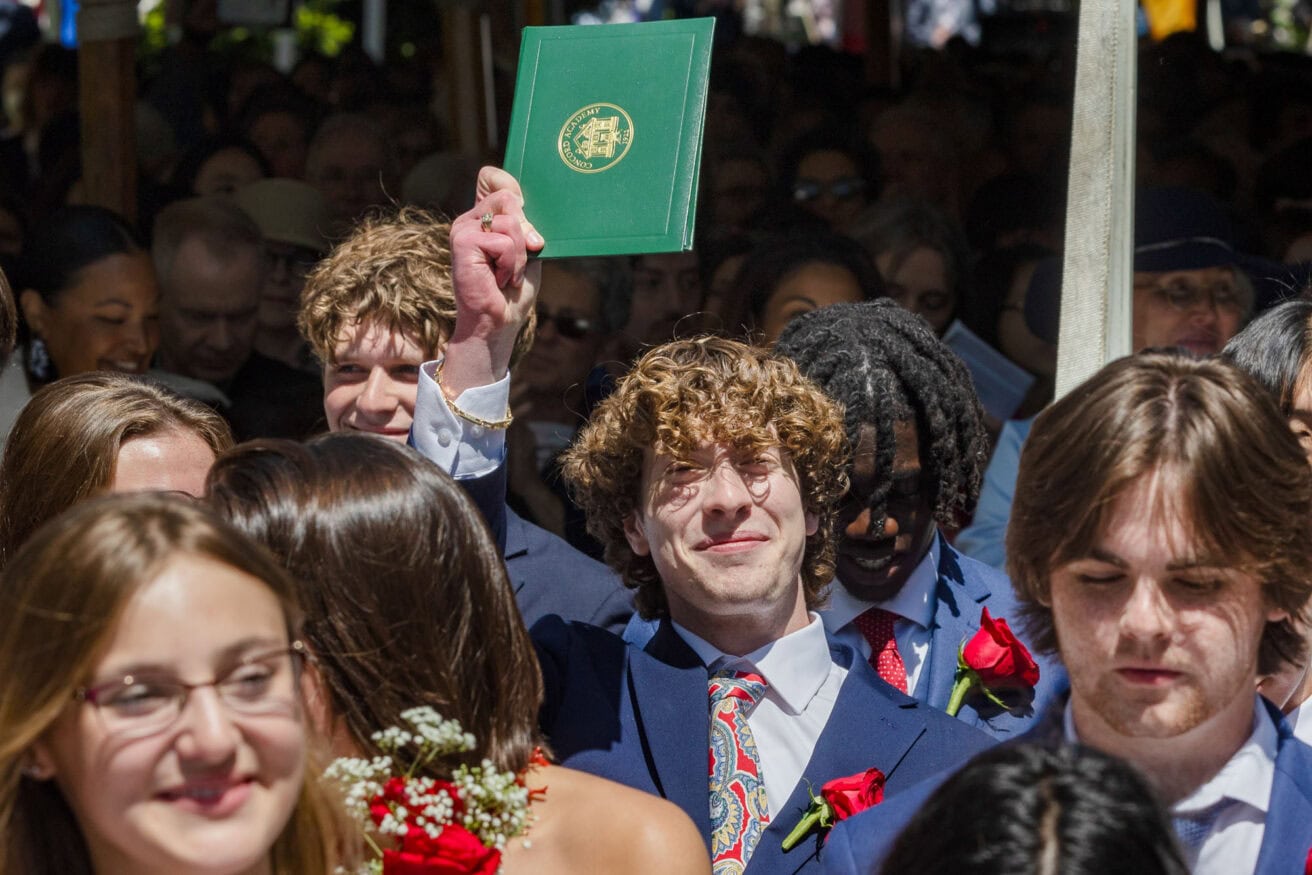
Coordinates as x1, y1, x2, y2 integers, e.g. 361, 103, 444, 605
297, 201, 633, 635
824, 353, 1312, 875
419, 169, 991, 875
773, 301, 1063, 737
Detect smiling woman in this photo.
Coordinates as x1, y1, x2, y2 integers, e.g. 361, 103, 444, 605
4, 207, 160, 444
0, 494, 344, 875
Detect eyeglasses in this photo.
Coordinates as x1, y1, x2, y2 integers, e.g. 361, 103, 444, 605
75, 641, 307, 740
792, 177, 866, 203
536, 305, 598, 340
1137, 278, 1249, 316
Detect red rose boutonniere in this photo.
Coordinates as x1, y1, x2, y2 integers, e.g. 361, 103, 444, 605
945, 608, 1040, 717
781, 767, 885, 852
1304, 845, 1311, 875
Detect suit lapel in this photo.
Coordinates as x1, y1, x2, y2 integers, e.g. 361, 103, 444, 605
1254, 706, 1312, 875
921, 539, 989, 714
503, 509, 529, 592
749, 659, 927, 874
633, 621, 714, 839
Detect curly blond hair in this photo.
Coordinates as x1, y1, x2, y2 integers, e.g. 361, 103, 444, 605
561, 336, 849, 618
298, 206, 534, 365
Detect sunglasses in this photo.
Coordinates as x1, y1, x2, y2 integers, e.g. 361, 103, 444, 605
536, 305, 598, 340
792, 176, 867, 203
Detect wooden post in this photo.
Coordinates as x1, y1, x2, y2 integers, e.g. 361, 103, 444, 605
441, 2, 490, 159
77, 0, 138, 222
863, 0, 898, 89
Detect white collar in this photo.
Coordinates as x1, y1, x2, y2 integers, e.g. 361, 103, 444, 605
1064, 697, 1278, 815
672, 614, 833, 715
824, 535, 941, 632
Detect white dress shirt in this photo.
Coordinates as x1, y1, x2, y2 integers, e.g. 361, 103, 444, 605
1065, 697, 1276, 874
412, 359, 509, 478
672, 615, 848, 818
822, 537, 940, 697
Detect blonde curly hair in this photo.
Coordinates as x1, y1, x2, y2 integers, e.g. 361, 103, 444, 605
561, 336, 849, 618
298, 206, 534, 365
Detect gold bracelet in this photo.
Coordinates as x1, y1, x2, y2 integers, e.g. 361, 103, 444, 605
434, 361, 514, 430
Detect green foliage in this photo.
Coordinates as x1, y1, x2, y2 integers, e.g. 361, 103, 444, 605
136, 0, 356, 63
295, 0, 356, 57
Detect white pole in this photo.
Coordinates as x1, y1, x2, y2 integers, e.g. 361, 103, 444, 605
363, 0, 385, 64
1055, 0, 1138, 399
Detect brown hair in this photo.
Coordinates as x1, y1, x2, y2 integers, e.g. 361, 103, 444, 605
205, 433, 543, 774
561, 335, 849, 618
1007, 352, 1312, 674
0, 266, 16, 363
0, 493, 342, 874
297, 206, 534, 367
0, 372, 234, 565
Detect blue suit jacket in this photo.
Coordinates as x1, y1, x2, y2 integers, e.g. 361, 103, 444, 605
908, 539, 1066, 738
454, 458, 633, 635
822, 697, 1312, 875
533, 616, 993, 874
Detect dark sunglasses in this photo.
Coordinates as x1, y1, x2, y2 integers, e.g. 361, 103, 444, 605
792, 176, 866, 203
536, 306, 598, 340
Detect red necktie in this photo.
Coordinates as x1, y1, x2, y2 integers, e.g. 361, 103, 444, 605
854, 607, 908, 693
708, 670, 770, 873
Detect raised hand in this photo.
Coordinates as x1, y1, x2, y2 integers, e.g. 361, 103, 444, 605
444, 167, 545, 396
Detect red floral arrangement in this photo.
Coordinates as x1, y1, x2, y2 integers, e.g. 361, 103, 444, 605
325, 707, 547, 875
781, 767, 886, 851
946, 608, 1040, 717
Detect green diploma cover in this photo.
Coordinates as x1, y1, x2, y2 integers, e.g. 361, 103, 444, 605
503, 18, 715, 258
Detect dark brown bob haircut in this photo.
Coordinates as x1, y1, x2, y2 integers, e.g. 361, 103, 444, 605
561, 335, 849, 619
206, 432, 543, 775
1008, 352, 1312, 675
0, 372, 234, 566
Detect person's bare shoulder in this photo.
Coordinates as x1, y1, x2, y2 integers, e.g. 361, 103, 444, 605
505, 765, 710, 875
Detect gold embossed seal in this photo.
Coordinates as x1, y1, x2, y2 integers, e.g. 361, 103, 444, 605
557, 103, 634, 174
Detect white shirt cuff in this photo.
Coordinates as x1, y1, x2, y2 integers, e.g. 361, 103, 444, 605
412, 359, 508, 479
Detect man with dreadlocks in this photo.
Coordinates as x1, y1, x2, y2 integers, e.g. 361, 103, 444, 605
775, 300, 1063, 737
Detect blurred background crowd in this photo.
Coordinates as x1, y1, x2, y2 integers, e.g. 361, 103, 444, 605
2, 0, 1312, 551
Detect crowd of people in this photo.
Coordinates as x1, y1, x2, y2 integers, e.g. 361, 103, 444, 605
0, 5, 1311, 874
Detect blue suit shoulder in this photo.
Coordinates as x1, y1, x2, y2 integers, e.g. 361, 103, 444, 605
507, 508, 634, 634
448, 459, 633, 635
1256, 706, 1312, 875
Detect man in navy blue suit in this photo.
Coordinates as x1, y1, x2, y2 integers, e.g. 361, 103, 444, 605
428, 169, 990, 873
825, 352, 1312, 875
773, 301, 1062, 738
543, 334, 991, 875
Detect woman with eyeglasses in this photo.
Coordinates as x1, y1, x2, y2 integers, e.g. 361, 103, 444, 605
205, 432, 709, 875
779, 128, 879, 233
0, 372, 233, 567
0, 493, 344, 874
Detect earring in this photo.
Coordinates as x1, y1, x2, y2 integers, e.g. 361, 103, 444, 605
26, 336, 51, 382
20, 762, 48, 780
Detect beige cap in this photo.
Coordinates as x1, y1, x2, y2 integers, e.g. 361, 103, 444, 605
234, 178, 331, 253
